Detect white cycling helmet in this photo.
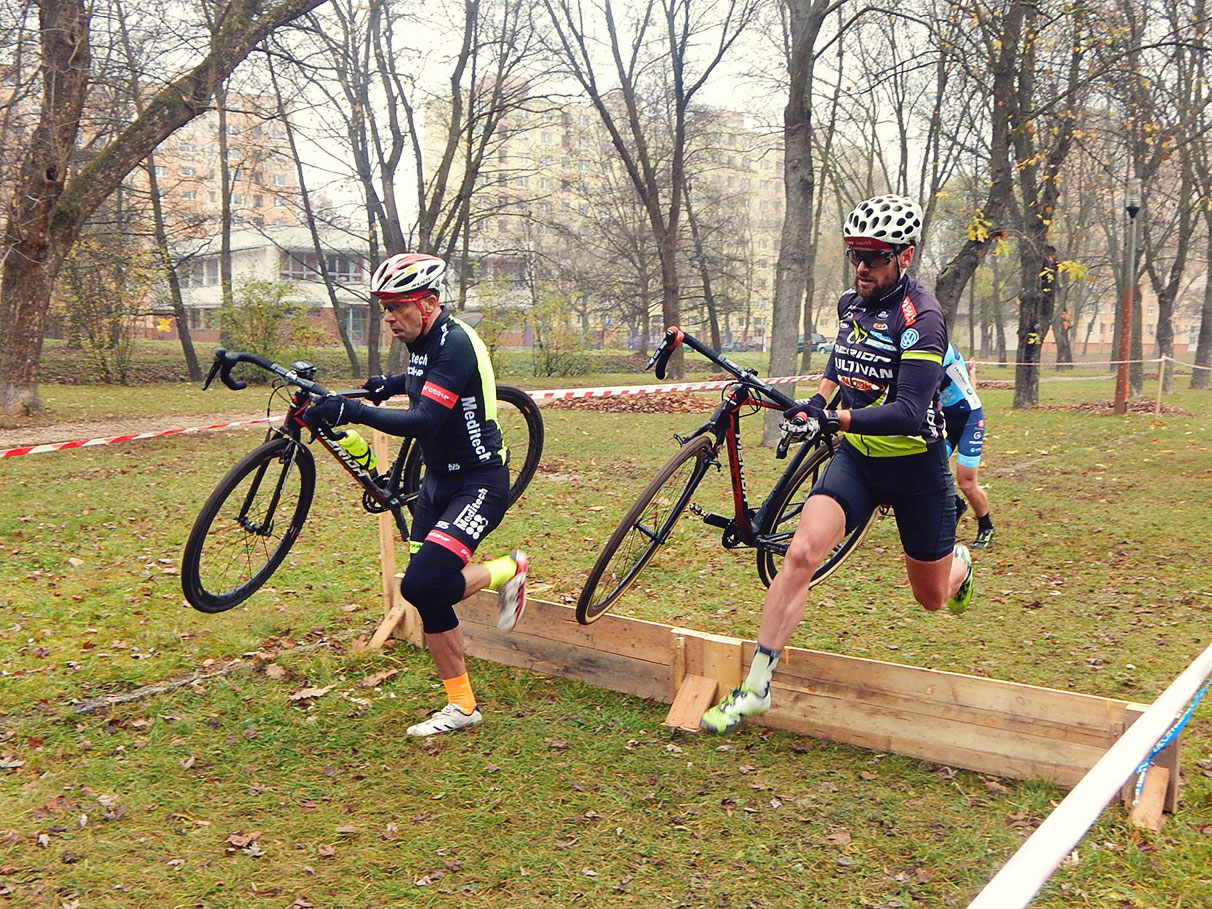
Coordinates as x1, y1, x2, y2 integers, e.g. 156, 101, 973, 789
369, 253, 446, 296
843, 195, 924, 249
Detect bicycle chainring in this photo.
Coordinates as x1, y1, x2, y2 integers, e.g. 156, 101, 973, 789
362, 489, 390, 514
721, 526, 744, 549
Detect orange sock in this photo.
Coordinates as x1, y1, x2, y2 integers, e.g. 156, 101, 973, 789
442, 672, 477, 714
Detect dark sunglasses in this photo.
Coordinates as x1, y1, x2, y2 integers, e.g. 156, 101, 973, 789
846, 249, 897, 268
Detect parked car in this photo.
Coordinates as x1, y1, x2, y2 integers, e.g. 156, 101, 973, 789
796, 333, 834, 354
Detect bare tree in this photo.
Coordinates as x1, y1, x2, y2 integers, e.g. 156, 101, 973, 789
0, 0, 328, 416
544, 0, 760, 376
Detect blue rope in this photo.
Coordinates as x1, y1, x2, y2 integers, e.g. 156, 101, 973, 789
1132, 676, 1212, 805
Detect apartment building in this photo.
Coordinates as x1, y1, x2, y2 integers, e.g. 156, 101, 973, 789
423, 94, 787, 350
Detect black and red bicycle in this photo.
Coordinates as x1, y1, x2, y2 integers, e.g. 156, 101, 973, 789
575, 327, 875, 625
181, 348, 543, 614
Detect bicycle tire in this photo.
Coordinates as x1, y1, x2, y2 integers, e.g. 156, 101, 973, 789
181, 436, 315, 613
576, 434, 716, 625
755, 440, 876, 588
400, 384, 544, 508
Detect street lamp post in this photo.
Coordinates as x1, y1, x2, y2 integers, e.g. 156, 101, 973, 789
1114, 178, 1142, 415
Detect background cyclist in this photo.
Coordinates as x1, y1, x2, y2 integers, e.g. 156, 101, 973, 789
941, 343, 995, 549
702, 194, 974, 735
303, 252, 528, 738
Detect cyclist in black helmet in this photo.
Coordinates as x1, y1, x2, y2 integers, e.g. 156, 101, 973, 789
702, 195, 974, 734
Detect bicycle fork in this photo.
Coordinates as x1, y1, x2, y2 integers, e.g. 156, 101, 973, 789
236, 445, 299, 537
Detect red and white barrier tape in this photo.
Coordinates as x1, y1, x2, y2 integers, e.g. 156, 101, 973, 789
526, 372, 819, 401
1, 417, 274, 459
0, 374, 823, 459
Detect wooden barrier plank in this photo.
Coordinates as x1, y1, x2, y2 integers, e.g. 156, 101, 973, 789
767, 686, 1109, 786
769, 661, 1134, 750
769, 646, 1142, 740
460, 623, 669, 700
461, 590, 672, 664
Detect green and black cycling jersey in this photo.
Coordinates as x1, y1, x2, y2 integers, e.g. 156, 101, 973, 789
824, 274, 947, 457
352, 309, 506, 473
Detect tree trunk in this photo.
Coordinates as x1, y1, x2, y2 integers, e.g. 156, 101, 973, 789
0, 0, 328, 416
1192, 225, 1212, 389
147, 153, 202, 382
766, 0, 828, 446
0, 0, 90, 414
932, 0, 1024, 325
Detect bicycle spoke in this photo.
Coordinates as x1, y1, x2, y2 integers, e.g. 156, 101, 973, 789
183, 438, 315, 613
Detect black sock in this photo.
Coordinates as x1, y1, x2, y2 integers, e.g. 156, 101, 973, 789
978, 514, 993, 531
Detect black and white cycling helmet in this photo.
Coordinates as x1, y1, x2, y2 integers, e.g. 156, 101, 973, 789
843, 195, 924, 250
369, 253, 446, 296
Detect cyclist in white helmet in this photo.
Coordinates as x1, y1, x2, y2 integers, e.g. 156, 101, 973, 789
702, 195, 975, 734
302, 252, 529, 737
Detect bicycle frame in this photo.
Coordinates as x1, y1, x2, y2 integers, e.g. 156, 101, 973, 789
647, 327, 830, 553
206, 348, 412, 527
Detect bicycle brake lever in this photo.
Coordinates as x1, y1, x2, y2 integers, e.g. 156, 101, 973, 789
202, 349, 224, 391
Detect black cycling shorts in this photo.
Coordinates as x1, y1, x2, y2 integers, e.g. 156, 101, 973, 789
409, 466, 510, 562
401, 466, 510, 635
811, 440, 956, 562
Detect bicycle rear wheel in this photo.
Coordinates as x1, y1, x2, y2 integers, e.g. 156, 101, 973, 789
755, 440, 876, 588
576, 435, 716, 624
182, 436, 315, 613
400, 384, 544, 507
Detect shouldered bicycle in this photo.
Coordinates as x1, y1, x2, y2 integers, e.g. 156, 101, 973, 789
575, 327, 876, 625
181, 348, 543, 614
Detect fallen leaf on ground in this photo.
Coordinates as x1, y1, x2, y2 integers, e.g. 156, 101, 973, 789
288, 686, 333, 702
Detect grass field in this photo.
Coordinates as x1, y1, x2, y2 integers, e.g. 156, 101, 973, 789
1, 354, 1210, 908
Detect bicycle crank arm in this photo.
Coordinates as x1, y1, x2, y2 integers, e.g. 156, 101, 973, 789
689, 503, 730, 529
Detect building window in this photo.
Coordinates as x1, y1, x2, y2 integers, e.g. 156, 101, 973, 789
181, 166, 196, 177
279, 251, 316, 281
272, 196, 287, 208
541, 131, 554, 145
273, 173, 287, 187
181, 190, 197, 201
179, 142, 194, 154
209, 191, 218, 203
325, 254, 363, 283
226, 123, 242, 136
541, 155, 552, 167
540, 176, 552, 190
226, 148, 242, 160
180, 259, 220, 288
187, 307, 219, 331
253, 194, 263, 208
153, 164, 166, 177
231, 193, 244, 205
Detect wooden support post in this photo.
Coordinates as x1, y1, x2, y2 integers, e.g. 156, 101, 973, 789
662, 628, 743, 732
1129, 765, 1170, 832
365, 430, 422, 650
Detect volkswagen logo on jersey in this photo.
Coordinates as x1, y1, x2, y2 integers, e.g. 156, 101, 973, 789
900, 328, 919, 349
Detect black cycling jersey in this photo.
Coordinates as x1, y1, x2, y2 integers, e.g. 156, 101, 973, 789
353, 309, 506, 473
824, 274, 947, 456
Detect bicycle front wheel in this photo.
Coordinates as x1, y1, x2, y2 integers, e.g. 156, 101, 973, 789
576, 434, 716, 624
755, 440, 876, 588
181, 437, 316, 613
400, 384, 544, 507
